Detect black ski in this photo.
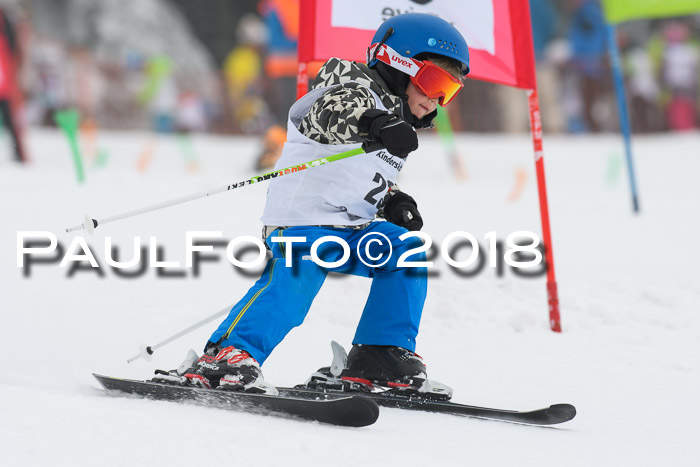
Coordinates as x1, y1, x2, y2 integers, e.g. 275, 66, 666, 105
277, 387, 576, 425
93, 374, 574, 426
93, 374, 379, 427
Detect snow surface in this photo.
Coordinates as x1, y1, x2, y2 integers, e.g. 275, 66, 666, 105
1, 128, 699, 466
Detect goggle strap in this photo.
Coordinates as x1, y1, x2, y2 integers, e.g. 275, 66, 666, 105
370, 43, 422, 77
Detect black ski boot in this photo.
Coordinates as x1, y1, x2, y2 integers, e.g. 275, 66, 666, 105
344, 344, 427, 389
303, 341, 453, 400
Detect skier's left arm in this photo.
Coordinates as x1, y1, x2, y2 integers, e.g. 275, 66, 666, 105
377, 186, 423, 231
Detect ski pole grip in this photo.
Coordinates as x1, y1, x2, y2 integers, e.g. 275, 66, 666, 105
361, 141, 384, 153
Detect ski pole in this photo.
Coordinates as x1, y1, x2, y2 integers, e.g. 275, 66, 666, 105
66, 142, 379, 234
126, 304, 232, 363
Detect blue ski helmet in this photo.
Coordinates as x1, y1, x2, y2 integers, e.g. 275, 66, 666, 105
367, 13, 470, 76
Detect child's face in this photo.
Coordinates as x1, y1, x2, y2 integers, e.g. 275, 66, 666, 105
405, 81, 440, 119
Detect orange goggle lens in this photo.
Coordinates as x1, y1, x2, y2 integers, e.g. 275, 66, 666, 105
409, 61, 464, 106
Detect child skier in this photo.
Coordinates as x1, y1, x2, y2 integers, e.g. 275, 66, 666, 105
168, 13, 470, 397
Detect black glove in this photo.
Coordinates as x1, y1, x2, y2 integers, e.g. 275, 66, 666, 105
359, 109, 418, 159
381, 189, 423, 231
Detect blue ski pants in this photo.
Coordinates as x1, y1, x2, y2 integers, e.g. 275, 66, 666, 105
207, 221, 427, 365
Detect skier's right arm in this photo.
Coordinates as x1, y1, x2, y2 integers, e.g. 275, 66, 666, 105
298, 82, 376, 145
298, 83, 418, 158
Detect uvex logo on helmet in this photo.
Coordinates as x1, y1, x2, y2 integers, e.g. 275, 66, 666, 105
390, 54, 415, 69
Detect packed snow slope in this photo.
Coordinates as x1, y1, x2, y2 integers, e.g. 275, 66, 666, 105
1, 129, 699, 466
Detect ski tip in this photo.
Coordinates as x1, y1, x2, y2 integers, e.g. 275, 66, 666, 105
92, 373, 110, 389
93, 373, 115, 383
93, 373, 120, 380
548, 403, 577, 423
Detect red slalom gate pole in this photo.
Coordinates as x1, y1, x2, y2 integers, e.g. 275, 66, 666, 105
526, 88, 561, 332
296, 61, 309, 99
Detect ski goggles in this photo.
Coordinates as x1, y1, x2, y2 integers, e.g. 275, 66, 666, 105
368, 42, 464, 106
409, 60, 464, 106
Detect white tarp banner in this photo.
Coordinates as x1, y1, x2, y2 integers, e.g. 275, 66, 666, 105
330, 0, 495, 54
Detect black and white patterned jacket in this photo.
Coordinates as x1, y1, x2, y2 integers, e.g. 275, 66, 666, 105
297, 58, 420, 145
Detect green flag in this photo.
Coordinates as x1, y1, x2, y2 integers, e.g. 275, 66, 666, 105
602, 0, 700, 24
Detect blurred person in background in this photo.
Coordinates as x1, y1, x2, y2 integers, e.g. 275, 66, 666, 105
175, 89, 208, 133
67, 45, 102, 134
254, 120, 285, 170
532, 0, 565, 134
259, 0, 297, 126
622, 32, 663, 133
566, 0, 610, 133
25, 40, 68, 126
223, 13, 270, 135
0, 4, 28, 162
658, 21, 699, 131
144, 55, 177, 133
